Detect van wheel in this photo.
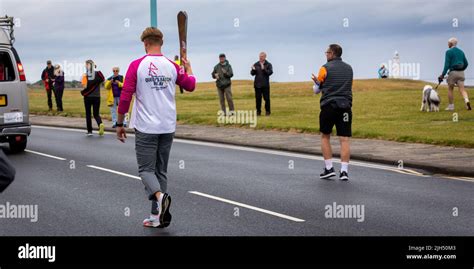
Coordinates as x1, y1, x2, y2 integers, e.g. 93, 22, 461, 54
9, 137, 27, 153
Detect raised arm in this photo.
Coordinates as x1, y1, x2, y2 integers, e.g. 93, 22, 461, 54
441, 50, 451, 77
224, 64, 233, 78
175, 58, 196, 92
211, 65, 217, 79
463, 53, 469, 70
264, 62, 273, 76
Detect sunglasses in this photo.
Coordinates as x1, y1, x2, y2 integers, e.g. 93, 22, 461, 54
113, 70, 119, 72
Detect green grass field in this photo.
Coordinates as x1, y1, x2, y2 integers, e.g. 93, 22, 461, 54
28, 79, 474, 148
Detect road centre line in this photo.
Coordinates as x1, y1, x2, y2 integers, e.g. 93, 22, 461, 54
86, 165, 141, 180
25, 149, 67, 161
85, 163, 305, 222
189, 191, 305, 223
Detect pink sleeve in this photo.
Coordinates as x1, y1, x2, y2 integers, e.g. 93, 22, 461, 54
118, 59, 141, 115
168, 59, 196, 92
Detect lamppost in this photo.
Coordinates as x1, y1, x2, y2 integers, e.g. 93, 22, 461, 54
150, 0, 157, 27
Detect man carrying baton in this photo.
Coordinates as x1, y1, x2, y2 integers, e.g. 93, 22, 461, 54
116, 27, 196, 228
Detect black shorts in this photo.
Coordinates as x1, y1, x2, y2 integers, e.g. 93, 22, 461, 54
319, 104, 352, 137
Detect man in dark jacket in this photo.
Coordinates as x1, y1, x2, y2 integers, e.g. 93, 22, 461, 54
212, 53, 234, 114
41, 60, 56, 111
251, 52, 273, 116
312, 44, 353, 181
0, 149, 15, 193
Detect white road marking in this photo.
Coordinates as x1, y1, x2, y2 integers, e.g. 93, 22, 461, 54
25, 149, 67, 161
32, 125, 471, 182
442, 176, 474, 182
174, 139, 429, 177
391, 169, 431, 177
85, 163, 306, 223
189, 191, 305, 223
85, 163, 305, 223
86, 165, 141, 180
32, 125, 119, 135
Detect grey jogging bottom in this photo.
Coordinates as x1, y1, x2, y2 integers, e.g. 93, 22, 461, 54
134, 129, 174, 214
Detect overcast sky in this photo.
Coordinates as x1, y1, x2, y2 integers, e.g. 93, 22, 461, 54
1, 0, 473, 83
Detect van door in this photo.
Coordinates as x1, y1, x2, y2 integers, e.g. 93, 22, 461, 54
0, 48, 28, 126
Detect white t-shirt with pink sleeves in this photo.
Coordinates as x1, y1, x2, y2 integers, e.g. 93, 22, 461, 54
118, 54, 196, 134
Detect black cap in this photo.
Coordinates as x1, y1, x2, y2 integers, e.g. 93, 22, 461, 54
219, 53, 226, 58
47, 60, 52, 64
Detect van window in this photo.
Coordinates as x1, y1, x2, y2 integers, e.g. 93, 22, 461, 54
0, 51, 15, 82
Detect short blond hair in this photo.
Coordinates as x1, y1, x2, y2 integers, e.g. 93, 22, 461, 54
54, 64, 63, 76
140, 27, 163, 46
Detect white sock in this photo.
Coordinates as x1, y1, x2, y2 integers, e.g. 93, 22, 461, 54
341, 162, 349, 173
464, 97, 470, 103
157, 193, 164, 207
448, 104, 454, 108
324, 159, 333, 170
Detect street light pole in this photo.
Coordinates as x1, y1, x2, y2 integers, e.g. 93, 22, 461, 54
150, 0, 157, 27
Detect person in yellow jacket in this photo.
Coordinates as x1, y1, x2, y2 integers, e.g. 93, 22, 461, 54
104, 67, 127, 128
174, 55, 180, 65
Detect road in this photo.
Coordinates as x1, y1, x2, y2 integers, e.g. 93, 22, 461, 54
0, 125, 473, 236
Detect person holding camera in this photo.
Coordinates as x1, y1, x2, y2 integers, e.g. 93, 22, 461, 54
41, 60, 56, 111
105, 67, 127, 128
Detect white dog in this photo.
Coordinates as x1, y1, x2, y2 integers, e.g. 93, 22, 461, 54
420, 85, 440, 112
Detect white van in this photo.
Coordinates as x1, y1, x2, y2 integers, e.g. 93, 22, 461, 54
0, 16, 30, 153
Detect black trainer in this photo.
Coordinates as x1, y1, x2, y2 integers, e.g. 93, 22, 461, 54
163, 195, 172, 227
159, 193, 172, 227
467, 102, 472, 111
320, 167, 336, 179
339, 171, 349, 181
